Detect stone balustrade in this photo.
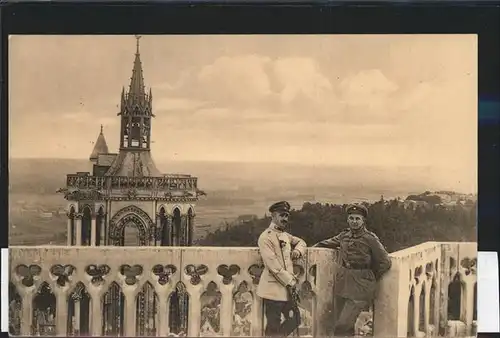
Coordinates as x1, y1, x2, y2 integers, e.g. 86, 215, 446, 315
65, 175, 199, 196
8, 246, 336, 337
8, 242, 476, 337
374, 242, 477, 337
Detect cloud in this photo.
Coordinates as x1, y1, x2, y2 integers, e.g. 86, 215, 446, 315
197, 55, 273, 105
273, 57, 334, 104
339, 69, 399, 109
155, 97, 209, 112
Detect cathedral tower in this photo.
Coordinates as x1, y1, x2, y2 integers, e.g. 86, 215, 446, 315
60, 36, 203, 248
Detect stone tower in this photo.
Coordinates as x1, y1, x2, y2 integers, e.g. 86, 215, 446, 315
59, 36, 203, 247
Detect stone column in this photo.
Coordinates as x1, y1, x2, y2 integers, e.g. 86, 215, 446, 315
20, 291, 34, 336
157, 290, 169, 336
90, 294, 103, 336
186, 214, 194, 246
91, 215, 97, 247
220, 285, 234, 336
180, 215, 187, 246
167, 216, 174, 246
412, 283, 422, 336
75, 214, 83, 246
67, 216, 73, 246
74, 299, 81, 334
100, 215, 106, 246
123, 290, 137, 336
187, 287, 203, 337
155, 214, 162, 246
464, 276, 476, 335
55, 290, 69, 336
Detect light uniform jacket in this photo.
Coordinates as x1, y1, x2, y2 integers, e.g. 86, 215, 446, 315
256, 223, 307, 302
313, 227, 392, 301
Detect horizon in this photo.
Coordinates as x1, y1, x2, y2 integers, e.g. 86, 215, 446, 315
9, 35, 477, 193
8, 157, 476, 194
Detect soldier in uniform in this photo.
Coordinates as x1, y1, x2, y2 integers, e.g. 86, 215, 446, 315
257, 201, 307, 337
312, 204, 392, 336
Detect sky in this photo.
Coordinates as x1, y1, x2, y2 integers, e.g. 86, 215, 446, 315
9, 35, 477, 192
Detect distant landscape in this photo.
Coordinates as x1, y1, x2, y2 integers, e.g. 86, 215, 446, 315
9, 157, 470, 246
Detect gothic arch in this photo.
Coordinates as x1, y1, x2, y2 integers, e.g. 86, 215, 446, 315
157, 204, 167, 214
187, 205, 196, 217
169, 204, 184, 215
95, 203, 106, 214
109, 206, 154, 246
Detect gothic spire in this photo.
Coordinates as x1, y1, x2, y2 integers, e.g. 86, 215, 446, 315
128, 35, 146, 101
90, 125, 110, 161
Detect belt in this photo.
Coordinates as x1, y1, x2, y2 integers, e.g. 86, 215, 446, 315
342, 263, 371, 270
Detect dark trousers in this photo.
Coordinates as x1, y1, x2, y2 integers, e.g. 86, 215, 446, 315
263, 299, 301, 337
333, 296, 368, 336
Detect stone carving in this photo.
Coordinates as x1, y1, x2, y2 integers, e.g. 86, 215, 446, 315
50, 264, 76, 287
248, 264, 264, 285
232, 282, 253, 336
120, 264, 143, 285
57, 187, 105, 201
126, 188, 138, 199
152, 264, 177, 285
109, 206, 154, 245
217, 264, 241, 285
460, 257, 477, 275
85, 264, 111, 285
200, 282, 221, 336
185, 264, 208, 285
71, 282, 87, 302
15, 264, 42, 287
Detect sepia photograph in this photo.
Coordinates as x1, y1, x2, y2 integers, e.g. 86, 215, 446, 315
8, 34, 477, 337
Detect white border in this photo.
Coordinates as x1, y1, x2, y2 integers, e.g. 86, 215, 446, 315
477, 251, 500, 333
1, 248, 8, 332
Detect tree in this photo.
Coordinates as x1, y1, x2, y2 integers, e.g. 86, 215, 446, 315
198, 198, 476, 253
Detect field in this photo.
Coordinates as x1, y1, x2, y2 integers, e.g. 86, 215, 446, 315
9, 158, 434, 246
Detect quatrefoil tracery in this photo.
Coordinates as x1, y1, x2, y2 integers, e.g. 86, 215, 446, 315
152, 264, 177, 285
217, 264, 240, 284
120, 264, 144, 285
248, 264, 264, 285
50, 264, 76, 287
85, 264, 111, 285
460, 257, 477, 276
185, 264, 208, 285
15, 264, 42, 287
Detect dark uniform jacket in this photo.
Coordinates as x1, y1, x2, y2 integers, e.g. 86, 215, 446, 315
313, 227, 392, 301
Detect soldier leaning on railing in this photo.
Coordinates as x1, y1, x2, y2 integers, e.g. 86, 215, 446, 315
257, 201, 306, 337
313, 204, 392, 336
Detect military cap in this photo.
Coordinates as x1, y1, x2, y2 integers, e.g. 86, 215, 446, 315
346, 204, 368, 218
269, 201, 291, 213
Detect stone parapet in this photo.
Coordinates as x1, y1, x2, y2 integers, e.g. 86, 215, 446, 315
8, 246, 337, 337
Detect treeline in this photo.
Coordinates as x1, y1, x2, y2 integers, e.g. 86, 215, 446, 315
198, 199, 477, 253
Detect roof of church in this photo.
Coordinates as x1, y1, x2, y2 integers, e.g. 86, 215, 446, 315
89, 126, 110, 160
105, 150, 162, 177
